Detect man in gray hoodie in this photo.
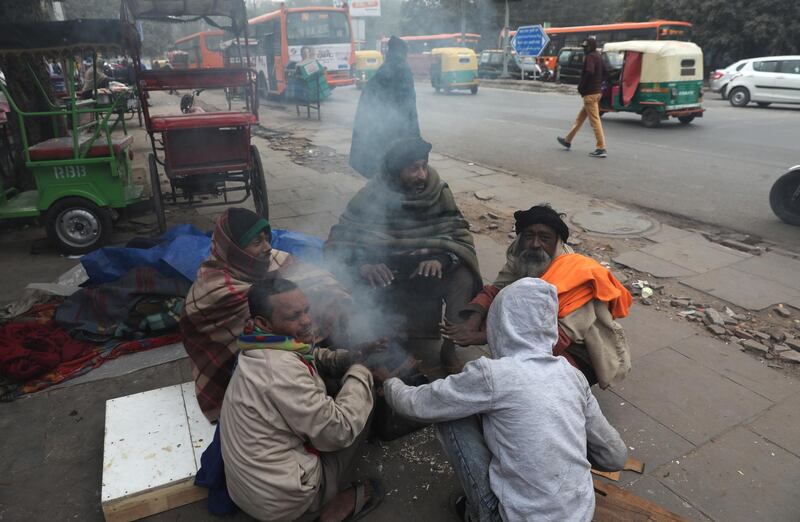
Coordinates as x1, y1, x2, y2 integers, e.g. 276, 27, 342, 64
384, 278, 627, 521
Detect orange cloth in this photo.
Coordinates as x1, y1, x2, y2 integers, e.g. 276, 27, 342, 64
541, 253, 632, 319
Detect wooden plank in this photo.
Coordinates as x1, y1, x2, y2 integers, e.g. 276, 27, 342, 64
592, 469, 622, 481
625, 457, 646, 474
592, 457, 646, 482
102, 477, 208, 522
593, 480, 688, 522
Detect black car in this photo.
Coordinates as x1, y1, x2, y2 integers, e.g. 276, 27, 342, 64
556, 46, 584, 84
478, 49, 522, 79
556, 46, 623, 85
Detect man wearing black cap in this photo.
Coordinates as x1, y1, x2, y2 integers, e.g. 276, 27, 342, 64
327, 137, 482, 373
349, 36, 420, 178
557, 36, 607, 158
442, 204, 633, 388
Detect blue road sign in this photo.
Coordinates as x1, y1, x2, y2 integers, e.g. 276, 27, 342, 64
513, 25, 550, 57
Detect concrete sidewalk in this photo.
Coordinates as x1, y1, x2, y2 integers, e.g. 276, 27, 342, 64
1, 90, 799, 521
229, 89, 800, 521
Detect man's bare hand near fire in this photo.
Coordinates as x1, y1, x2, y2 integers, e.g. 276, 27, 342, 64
359, 263, 394, 287
440, 315, 487, 346
352, 337, 389, 363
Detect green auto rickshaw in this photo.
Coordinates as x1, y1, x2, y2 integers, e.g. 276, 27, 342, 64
600, 41, 704, 128
0, 19, 145, 254
354, 50, 383, 89
430, 47, 479, 94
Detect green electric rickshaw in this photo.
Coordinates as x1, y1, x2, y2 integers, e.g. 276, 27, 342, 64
0, 19, 145, 254
600, 40, 705, 128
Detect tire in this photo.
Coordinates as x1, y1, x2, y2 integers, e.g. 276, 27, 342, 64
250, 145, 269, 220
678, 115, 695, 124
719, 86, 727, 100
46, 197, 112, 255
641, 108, 662, 128
757, 102, 771, 108
149, 153, 167, 234
470, 85, 478, 95
769, 169, 800, 226
225, 88, 232, 110
137, 105, 143, 127
728, 87, 750, 107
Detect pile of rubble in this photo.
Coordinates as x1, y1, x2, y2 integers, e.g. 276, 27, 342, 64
628, 279, 800, 366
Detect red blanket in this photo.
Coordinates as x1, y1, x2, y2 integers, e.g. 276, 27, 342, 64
0, 320, 94, 381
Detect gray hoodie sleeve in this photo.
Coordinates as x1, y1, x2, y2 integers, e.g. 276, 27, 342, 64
584, 389, 628, 471
383, 359, 495, 423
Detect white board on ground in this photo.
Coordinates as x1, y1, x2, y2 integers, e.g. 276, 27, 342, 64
101, 383, 207, 504
180, 381, 216, 468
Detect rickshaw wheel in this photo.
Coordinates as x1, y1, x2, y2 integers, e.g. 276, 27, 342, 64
45, 197, 112, 255
137, 106, 143, 127
641, 108, 662, 128
470, 86, 478, 95
678, 115, 695, 124
149, 153, 167, 234
250, 145, 269, 220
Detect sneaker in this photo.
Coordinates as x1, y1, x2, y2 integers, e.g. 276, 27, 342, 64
557, 136, 571, 149
589, 148, 607, 158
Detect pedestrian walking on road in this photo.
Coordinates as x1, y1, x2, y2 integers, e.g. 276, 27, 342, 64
349, 36, 421, 178
558, 36, 607, 158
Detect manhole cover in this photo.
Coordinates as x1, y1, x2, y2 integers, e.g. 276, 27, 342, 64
570, 209, 655, 236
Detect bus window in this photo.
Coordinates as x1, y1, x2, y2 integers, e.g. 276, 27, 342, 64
287, 11, 350, 45
205, 34, 223, 51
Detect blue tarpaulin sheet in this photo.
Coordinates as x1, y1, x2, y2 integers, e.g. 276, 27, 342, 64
81, 225, 325, 285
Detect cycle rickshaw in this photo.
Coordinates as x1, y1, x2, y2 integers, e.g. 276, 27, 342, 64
123, 0, 267, 233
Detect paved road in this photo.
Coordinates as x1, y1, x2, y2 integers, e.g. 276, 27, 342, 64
321, 83, 800, 246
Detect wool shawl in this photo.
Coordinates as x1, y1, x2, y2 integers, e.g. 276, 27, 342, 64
325, 167, 481, 282
180, 209, 292, 422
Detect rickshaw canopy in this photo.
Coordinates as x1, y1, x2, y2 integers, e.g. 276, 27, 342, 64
431, 47, 478, 71
0, 19, 140, 56
603, 40, 703, 83
355, 50, 383, 69
122, 0, 248, 32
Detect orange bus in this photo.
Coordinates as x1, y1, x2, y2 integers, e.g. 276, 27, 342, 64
249, 5, 355, 96
504, 21, 692, 70
379, 33, 481, 77
173, 30, 224, 69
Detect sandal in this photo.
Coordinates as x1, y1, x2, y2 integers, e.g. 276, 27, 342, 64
343, 478, 383, 521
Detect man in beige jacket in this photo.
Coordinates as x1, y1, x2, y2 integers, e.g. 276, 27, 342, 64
220, 278, 382, 522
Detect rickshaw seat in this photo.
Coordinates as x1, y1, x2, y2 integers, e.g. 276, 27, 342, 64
28, 135, 133, 161
149, 111, 257, 132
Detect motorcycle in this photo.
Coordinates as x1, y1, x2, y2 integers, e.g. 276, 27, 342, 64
769, 165, 800, 225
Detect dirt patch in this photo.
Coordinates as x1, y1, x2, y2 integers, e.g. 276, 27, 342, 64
253, 125, 358, 176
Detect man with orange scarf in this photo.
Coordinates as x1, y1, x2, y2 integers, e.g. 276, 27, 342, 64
442, 204, 632, 387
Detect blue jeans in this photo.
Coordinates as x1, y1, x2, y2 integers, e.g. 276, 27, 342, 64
436, 416, 502, 522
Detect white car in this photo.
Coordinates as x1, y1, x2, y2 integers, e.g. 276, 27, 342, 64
708, 59, 747, 99
725, 55, 800, 107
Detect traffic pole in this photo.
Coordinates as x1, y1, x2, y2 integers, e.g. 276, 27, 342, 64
501, 0, 510, 78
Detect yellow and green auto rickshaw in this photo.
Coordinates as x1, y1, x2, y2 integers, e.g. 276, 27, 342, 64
354, 50, 383, 89
600, 41, 704, 128
430, 47, 479, 94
